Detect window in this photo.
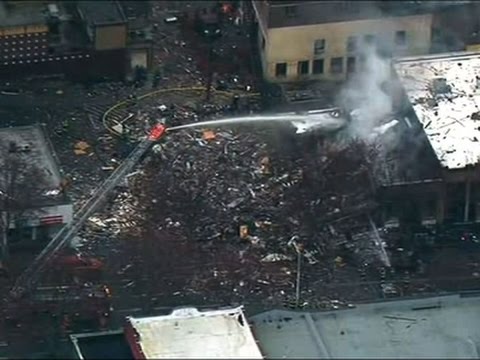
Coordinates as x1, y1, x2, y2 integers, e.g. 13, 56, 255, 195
364, 34, 376, 45
347, 36, 357, 52
297, 60, 309, 75
312, 59, 324, 74
395, 30, 406, 46
330, 57, 344, 74
275, 62, 287, 77
314, 39, 325, 55
347, 57, 356, 73
285, 6, 297, 17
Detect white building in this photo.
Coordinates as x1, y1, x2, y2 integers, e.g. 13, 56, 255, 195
124, 307, 263, 359
0, 124, 73, 244
71, 306, 264, 359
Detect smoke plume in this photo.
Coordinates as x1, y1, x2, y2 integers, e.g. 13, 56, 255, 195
337, 43, 395, 141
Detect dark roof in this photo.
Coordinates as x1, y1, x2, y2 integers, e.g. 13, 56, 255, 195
77, 1, 127, 26
265, 0, 471, 29
119, 1, 150, 20
71, 332, 134, 359
0, 1, 46, 28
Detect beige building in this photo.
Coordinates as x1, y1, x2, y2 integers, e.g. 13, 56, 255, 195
252, 0, 434, 82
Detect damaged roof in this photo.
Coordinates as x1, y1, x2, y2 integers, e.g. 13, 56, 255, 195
0, 124, 62, 190
395, 52, 480, 169
125, 307, 263, 359
251, 293, 480, 358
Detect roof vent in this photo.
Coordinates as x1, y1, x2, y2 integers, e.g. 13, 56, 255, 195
431, 77, 451, 95
7, 142, 31, 153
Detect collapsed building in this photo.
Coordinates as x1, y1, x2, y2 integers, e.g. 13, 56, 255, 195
389, 51, 480, 226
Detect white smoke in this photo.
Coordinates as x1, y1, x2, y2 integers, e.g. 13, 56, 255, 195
338, 44, 395, 140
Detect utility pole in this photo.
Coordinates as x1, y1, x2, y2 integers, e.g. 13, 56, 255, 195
288, 236, 303, 307
464, 166, 472, 223
295, 249, 302, 307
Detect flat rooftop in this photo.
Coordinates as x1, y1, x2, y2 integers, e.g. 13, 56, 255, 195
251, 293, 480, 358
395, 52, 480, 169
0, 1, 47, 28
0, 124, 65, 206
77, 1, 126, 26
263, 1, 467, 29
125, 307, 264, 359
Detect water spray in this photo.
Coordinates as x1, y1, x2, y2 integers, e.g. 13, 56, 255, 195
165, 108, 348, 134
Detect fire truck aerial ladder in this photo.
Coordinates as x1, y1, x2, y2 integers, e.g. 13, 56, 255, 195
7, 124, 168, 301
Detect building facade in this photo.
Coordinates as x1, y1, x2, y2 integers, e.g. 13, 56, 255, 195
121, 1, 154, 72
252, 1, 437, 83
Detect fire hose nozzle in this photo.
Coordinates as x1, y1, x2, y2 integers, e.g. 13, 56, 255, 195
148, 124, 168, 141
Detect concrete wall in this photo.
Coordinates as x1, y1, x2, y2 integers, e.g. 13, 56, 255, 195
262, 14, 433, 82
94, 24, 127, 50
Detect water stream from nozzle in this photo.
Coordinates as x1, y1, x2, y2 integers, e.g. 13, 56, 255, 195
166, 112, 348, 134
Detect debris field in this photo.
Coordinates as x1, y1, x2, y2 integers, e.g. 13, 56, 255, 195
75, 121, 393, 310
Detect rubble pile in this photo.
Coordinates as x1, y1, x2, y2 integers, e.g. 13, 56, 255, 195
114, 125, 384, 306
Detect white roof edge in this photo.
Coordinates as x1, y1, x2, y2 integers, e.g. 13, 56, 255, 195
128, 306, 246, 324
395, 51, 480, 65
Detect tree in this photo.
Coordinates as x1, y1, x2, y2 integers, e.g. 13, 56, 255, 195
0, 143, 49, 261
